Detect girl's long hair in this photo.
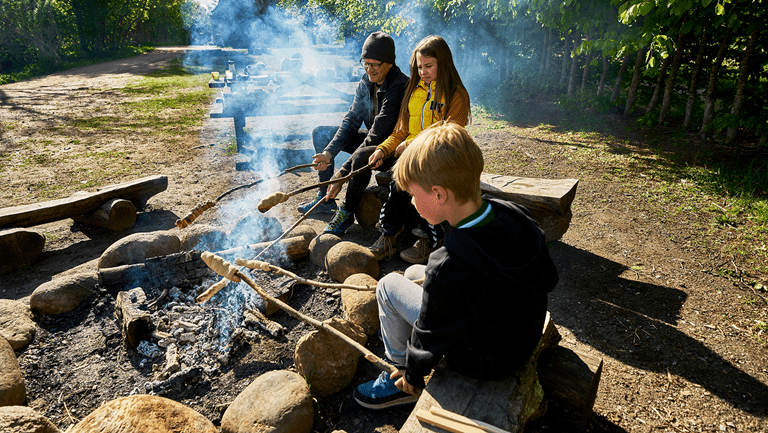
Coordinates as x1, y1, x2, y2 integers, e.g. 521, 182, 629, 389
395, 35, 466, 129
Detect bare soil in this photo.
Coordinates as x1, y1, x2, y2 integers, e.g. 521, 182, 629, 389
1, 47, 767, 433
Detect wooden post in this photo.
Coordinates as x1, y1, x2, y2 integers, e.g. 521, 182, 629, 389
73, 198, 137, 231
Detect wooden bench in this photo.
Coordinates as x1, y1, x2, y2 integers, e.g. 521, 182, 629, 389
357, 173, 578, 242
399, 313, 602, 433
0, 175, 167, 275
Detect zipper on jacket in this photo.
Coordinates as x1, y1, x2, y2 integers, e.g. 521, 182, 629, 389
421, 84, 431, 130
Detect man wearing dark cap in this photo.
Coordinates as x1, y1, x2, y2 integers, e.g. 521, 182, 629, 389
298, 31, 409, 235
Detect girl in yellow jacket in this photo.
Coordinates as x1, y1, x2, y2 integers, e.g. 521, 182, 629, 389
367, 35, 471, 263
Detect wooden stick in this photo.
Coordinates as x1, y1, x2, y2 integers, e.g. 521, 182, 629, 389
415, 409, 485, 433
235, 258, 375, 291
200, 251, 397, 375
175, 162, 316, 228
253, 196, 324, 260
257, 162, 373, 212
425, 407, 513, 433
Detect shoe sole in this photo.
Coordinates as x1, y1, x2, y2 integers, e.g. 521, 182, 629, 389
353, 393, 419, 410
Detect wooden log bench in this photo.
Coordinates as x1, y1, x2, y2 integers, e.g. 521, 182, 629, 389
357, 173, 578, 242
0, 175, 168, 274
399, 313, 602, 433
0, 175, 167, 229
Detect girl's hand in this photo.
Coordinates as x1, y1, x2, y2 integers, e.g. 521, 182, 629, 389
394, 143, 407, 158
368, 149, 385, 169
391, 370, 417, 395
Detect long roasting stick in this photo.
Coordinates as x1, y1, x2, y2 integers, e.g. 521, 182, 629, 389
235, 258, 375, 291
199, 251, 397, 375
257, 162, 373, 213
176, 162, 317, 228
253, 196, 325, 260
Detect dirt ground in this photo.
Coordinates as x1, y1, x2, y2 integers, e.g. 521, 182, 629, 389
1, 47, 767, 433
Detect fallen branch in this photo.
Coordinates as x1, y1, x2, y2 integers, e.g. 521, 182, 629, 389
258, 163, 373, 212
199, 252, 397, 375
175, 162, 317, 228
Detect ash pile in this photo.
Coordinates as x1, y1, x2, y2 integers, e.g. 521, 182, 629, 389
112, 265, 294, 397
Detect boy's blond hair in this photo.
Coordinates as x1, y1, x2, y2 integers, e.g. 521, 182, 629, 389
393, 121, 483, 204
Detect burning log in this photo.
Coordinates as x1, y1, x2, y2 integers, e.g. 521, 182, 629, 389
244, 308, 284, 337
216, 235, 311, 262
115, 287, 152, 349
175, 163, 317, 228
257, 163, 373, 213
200, 251, 398, 375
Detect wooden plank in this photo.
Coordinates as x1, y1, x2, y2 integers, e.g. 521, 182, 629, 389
400, 313, 561, 433
0, 175, 167, 229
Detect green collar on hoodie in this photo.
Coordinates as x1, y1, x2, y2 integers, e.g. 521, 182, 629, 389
456, 200, 494, 229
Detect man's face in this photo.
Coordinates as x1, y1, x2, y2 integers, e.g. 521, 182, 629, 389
361, 58, 392, 85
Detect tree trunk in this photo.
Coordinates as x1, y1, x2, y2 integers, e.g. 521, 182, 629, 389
545, 30, 553, 72
646, 53, 671, 115
624, 46, 647, 119
698, 29, 733, 138
683, 32, 707, 131
611, 52, 632, 103
597, 55, 609, 97
560, 34, 571, 89
659, 29, 688, 124
540, 31, 549, 74
580, 45, 592, 92
567, 32, 581, 96
725, 27, 759, 144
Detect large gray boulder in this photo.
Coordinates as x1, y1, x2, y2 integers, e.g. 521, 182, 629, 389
0, 336, 25, 407
66, 394, 218, 433
0, 228, 45, 275
97, 231, 182, 269
0, 299, 36, 349
29, 273, 97, 315
178, 224, 227, 251
294, 317, 367, 397
0, 406, 60, 433
221, 370, 314, 433
324, 241, 379, 283
341, 273, 379, 336
308, 233, 341, 267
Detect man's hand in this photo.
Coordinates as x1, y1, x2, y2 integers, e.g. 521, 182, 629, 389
368, 148, 386, 169
391, 370, 418, 395
312, 152, 332, 171
326, 171, 345, 200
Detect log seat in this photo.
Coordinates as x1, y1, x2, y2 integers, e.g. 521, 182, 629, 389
357, 173, 578, 242
399, 313, 602, 433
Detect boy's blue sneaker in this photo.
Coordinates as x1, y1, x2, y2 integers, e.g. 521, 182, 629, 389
323, 207, 354, 234
353, 371, 418, 410
297, 193, 337, 214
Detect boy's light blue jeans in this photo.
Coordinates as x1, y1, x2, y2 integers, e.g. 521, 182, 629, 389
376, 265, 426, 366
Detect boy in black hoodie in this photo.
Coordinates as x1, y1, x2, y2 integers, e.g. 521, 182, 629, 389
353, 121, 559, 409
